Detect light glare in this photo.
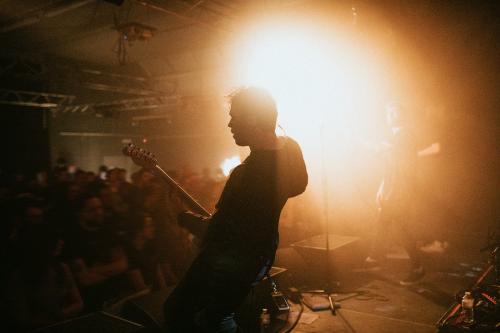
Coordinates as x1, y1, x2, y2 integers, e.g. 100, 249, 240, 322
227, 17, 394, 217
220, 155, 241, 176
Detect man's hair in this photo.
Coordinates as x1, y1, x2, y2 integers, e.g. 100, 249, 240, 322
228, 86, 278, 132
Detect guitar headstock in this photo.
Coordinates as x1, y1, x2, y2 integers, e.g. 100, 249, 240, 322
122, 143, 158, 169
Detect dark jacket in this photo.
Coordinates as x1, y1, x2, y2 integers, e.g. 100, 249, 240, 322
204, 137, 308, 255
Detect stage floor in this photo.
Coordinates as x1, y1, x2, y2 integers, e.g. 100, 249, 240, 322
91, 231, 492, 333
273, 235, 489, 333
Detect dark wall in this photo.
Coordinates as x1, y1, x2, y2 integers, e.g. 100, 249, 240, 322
0, 106, 50, 176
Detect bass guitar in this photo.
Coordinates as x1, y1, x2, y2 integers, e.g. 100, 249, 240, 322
122, 143, 211, 237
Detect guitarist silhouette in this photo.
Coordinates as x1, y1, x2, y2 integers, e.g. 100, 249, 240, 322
158, 87, 308, 332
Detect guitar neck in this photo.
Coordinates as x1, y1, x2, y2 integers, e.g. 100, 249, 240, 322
153, 164, 212, 218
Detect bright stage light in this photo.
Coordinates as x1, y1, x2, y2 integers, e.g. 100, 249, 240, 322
228, 18, 394, 227
220, 155, 241, 177
229, 17, 392, 204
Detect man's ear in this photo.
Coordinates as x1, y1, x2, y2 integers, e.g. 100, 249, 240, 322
244, 113, 258, 128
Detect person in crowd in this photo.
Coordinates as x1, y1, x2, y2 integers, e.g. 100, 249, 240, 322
4, 195, 45, 261
49, 182, 82, 234
63, 195, 129, 310
99, 184, 128, 232
142, 182, 188, 284
3, 226, 83, 331
85, 170, 105, 195
125, 213, 167, 291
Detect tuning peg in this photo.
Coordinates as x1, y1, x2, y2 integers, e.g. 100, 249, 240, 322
122, 144, 133, 156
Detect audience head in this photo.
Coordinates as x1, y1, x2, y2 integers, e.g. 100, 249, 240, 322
129, 213, 156, 241
77, 195, 104, 227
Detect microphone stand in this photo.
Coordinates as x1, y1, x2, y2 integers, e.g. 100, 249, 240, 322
320, 114, 339, 315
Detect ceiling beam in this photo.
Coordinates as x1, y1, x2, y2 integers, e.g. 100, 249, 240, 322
0, 89, 75, 108
153, 66, 224, 80
59, 131, 143, 138
55, 95, 180, 114
134, 0, 230, 34
0, 55, 174, 96
0, 0, 96, 34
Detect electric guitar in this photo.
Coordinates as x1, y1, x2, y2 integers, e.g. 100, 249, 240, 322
122, 143, 211, 237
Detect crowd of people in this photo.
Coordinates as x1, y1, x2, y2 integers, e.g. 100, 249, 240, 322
0, 162, 225, 331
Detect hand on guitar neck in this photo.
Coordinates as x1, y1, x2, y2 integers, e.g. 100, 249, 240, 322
177, 211, 210, 241
122, 143, 212, 239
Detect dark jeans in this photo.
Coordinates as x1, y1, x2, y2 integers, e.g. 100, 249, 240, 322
371, 203, 421, 269
163, 246, 272, 333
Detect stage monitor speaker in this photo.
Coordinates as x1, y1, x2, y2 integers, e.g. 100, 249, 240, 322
120, 288, 174, 330
291, 233, 363, 282
33, 311, 145, 333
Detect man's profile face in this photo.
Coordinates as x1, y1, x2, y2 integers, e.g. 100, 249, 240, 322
228, 103, 256, 146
